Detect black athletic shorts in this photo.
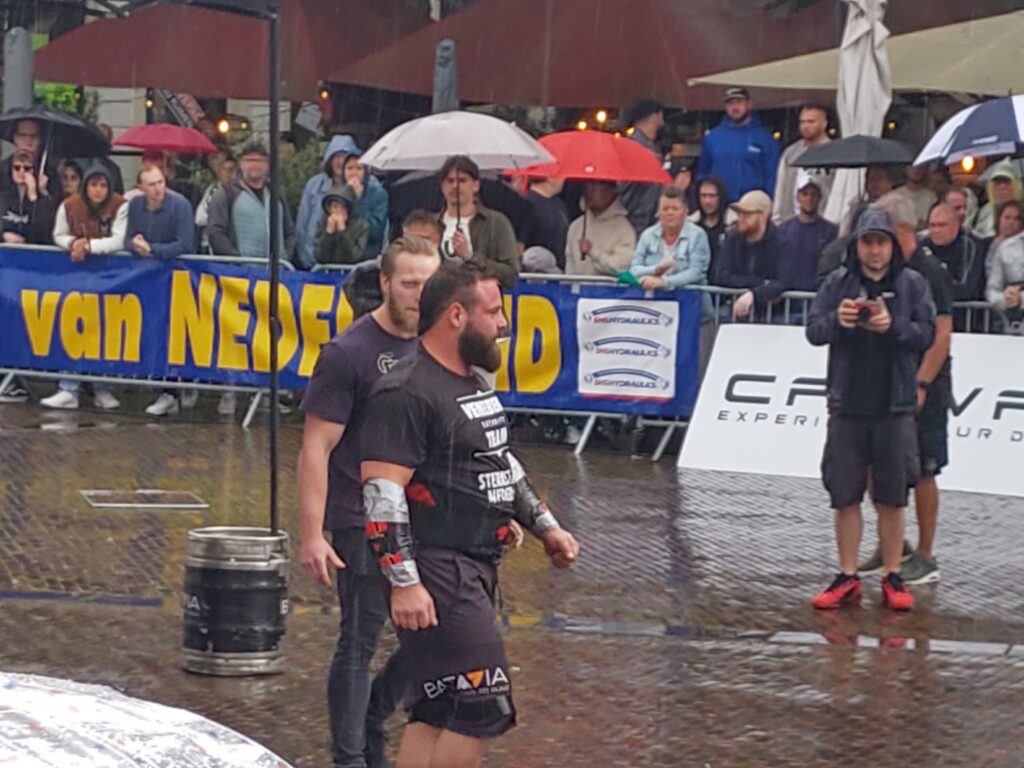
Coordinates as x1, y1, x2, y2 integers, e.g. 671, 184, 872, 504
917, 377, 950, 479
821, 414, 919, 508
398, 548, 516, 739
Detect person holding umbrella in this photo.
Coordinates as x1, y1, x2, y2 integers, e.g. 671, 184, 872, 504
436, 155, 518, 290
564, 181, 636, 277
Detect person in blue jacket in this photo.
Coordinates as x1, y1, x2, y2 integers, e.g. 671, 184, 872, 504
696, 87, 781, 204
295, 135, 389, 268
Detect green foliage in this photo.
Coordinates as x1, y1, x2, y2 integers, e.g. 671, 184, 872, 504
280, 140, 323, 216
34, 82, 80, 113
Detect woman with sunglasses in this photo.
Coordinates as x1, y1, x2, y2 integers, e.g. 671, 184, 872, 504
1, 149, 57, 245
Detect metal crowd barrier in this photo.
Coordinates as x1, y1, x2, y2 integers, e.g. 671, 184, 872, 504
1, 252, 1005, 448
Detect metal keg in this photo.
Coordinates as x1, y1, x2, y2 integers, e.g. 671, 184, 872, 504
182, 526, 290, 676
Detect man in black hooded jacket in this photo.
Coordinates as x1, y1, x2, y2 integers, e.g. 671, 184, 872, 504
806, 208, 935, 612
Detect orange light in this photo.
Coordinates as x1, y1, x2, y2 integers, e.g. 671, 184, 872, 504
216, 118, 231, 135
961, 156, 976, 173
145, 98, 154, 109
595, 109, 608, 125
576, 120, 588, 131
772, 131, 782, 140
319, 88, 330, 100
625, 126, 635, 136
887, 120, 897, 130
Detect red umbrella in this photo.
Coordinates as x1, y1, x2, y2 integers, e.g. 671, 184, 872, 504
510, 129, 671, 184
113, 124, 218, 155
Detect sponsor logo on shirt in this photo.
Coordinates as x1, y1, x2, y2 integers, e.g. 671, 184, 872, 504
376, 351, 398, 374
423, 666, 510, 700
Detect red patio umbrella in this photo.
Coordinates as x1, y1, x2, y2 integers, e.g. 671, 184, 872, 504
509, 130, 671, 184
114, 124, 218, 155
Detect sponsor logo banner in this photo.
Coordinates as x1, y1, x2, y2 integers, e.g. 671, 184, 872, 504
0, 248, 702, 416
679, 325, 1024, 497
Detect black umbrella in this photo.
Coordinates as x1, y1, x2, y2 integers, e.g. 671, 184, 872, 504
0, 106, 110, 161
386, 170, 533, 238
792, 135, 914, 169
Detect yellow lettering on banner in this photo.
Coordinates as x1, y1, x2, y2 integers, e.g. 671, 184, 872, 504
514, 295, 560, 394
298, 284, 336, 376
335, 290, 354, 335
217, 276, 252, 371
168, 271, 217, 367
494, 294, 514, 392
252, 280, 300, 372
59, 292, 101, 360
103, 294, 142, 362
21, 290, 60, 356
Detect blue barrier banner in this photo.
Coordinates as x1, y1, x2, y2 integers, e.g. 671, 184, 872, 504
0, 247, 701, 416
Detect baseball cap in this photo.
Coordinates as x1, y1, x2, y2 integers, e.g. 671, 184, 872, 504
729, 190, 772, 215
724, 87, 750, 102
795, 169, 823, 192
628, 99, 663, 125
854, 208, 897, 241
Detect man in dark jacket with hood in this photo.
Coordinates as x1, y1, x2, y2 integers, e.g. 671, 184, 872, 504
697, 88, 781, 204
315, 184, 370, 265
806, 208, 935, 613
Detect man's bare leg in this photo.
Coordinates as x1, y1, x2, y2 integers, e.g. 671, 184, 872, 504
914, 477, 938, 560
396, 723, 441, 768
876, 504, 906, 573
396, 724, 486, 768
430, 730, 486, 768
835, 505, 862, 575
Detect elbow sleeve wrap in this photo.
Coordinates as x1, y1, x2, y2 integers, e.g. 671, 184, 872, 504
364, 478, 419, 587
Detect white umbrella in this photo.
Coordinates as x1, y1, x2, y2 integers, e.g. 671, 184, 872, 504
824, 0, 893, 225
360, 110, 554, 173
0, 672, 291, 767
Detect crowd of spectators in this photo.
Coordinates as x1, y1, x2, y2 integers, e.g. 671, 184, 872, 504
3, 91, 1023, 410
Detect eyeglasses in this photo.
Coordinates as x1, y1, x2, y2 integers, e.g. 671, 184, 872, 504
12, 164, 32, 172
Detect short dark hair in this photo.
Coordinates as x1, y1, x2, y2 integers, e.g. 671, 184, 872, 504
629, 100, 663, 125
438, 155, 480, 182
402, 209, 444, 238
995, 198, 1023, 222
380, 235, 440, 278
417, 261, 498, 335
799, 104, 830, 119
659, 185, 688, 205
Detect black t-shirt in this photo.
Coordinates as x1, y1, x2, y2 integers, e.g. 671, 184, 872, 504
844, 271, 896, 417
300, 313, 418, 530
908, 247, 954, 381
521, 190, 569, 269
361, 347, 516, 561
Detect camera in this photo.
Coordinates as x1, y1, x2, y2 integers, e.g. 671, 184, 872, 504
854, 298, 879, 325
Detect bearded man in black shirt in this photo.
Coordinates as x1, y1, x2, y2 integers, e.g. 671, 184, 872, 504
360, 262, 580, 768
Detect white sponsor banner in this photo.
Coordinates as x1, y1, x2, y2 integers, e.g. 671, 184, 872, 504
679, 325, 1024, 497
577, 298, 678, 401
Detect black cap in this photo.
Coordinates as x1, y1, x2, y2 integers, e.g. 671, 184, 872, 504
854, 208, 897, 241
628, 99, 663, 126
724, 87, 750, 102
240, 141, 270, 158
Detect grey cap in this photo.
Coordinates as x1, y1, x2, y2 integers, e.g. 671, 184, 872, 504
855, 207, 897, 240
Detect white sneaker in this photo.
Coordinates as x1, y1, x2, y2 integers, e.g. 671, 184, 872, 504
180, 389, 199, 409
217, 391, 237, 415
40, 390, 79, 410
145, 393, 179, 416
93, 390, 120, 410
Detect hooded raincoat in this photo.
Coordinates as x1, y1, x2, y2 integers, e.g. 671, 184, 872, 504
315, 184, 370, 265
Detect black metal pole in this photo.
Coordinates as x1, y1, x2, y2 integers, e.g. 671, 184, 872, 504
267, 9, 281, 535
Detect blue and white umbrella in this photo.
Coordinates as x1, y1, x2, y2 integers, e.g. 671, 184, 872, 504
915, 94, 1024, 166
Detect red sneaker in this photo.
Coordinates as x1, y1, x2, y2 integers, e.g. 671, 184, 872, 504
812, 573, 862, 609
881, 573, 915, 611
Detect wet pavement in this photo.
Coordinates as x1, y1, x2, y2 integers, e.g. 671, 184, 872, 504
1, 392, 1023, 766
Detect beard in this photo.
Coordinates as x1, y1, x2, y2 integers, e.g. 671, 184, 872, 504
458, 326, 502, 373
386, 294, 418, 335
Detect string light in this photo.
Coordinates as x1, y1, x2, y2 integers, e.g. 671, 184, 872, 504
216, 118, 231, 135
576, 119, 588, 131
319, 88, 330, 101
887, 120, 897, 130
595, 109, 608, 125
961, 156, 976, 173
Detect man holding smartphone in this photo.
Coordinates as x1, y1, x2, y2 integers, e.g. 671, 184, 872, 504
806, 208, 935, 611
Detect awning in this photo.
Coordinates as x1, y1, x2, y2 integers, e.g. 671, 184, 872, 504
328, 0, 842, 110
33, 0, 428, 101
689, 10, 1024, 96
